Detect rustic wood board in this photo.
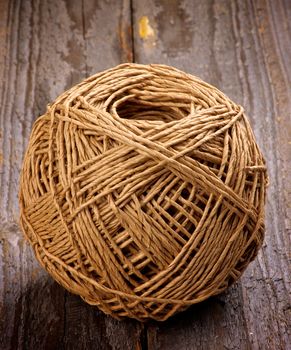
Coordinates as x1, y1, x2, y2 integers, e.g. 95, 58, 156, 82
132, 0, 291, 349
0, 0, 290, 349
0, 1, 143, 349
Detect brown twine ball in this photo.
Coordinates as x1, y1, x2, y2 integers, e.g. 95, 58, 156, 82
19, 63, 268, 321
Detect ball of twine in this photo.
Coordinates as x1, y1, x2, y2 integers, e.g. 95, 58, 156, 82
19, 63, 268, 321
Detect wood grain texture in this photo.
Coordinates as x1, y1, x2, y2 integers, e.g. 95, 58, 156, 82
0, 1, 142, 349
0, 0, 290, 349
132, 0, 291, 349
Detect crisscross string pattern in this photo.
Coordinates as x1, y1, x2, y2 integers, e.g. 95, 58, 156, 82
19, 63, 268, 321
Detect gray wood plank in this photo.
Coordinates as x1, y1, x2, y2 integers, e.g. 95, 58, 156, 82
1, 0, 290, 349
0, 0, 143, 349
132, 0, 291, 349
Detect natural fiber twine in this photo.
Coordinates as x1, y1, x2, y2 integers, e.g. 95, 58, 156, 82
19, 63, 268, 321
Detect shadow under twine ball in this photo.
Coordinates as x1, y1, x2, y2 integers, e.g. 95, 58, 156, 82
19, 63, 268, 321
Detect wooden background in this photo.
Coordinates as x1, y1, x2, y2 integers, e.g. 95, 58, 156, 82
0, 0, 290, 349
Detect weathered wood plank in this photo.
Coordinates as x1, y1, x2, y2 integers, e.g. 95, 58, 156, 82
0, 0, 143, 349
239, 1, 291, 348
132, 0, 291, 349
1, 0, 290, 349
